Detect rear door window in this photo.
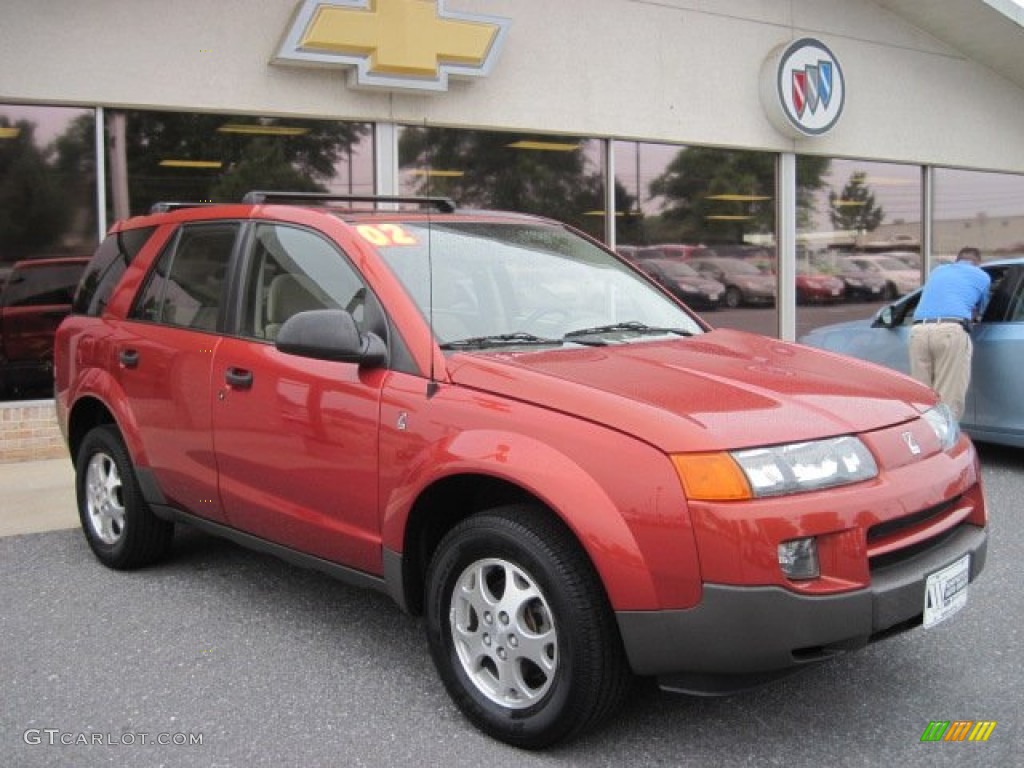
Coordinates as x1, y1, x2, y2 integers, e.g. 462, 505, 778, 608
130, 223, 238, 332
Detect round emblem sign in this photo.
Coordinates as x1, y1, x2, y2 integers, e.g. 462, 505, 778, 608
759, 38, 845, 138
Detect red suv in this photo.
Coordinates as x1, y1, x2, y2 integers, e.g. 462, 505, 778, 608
55, 192, 987, 748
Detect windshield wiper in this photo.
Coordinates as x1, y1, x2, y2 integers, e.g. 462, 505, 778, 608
439, 332, 562, 350
563, 321, 694, 340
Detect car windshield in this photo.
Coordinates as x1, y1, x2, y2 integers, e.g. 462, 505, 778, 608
367, 220, 704, 346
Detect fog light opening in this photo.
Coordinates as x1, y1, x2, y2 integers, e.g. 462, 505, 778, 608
778, 537, 819, 580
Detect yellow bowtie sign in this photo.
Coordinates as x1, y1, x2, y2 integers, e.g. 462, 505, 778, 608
274, 0, 510, 92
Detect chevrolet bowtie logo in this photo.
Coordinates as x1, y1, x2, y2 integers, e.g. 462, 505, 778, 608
274, 0, 510, 92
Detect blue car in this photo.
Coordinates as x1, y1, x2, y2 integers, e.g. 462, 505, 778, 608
800, 257, 1024, 448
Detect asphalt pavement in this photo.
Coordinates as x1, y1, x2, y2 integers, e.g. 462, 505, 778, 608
1, 444, 1021, 767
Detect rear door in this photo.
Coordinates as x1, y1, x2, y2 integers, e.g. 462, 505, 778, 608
115, 221, 240, 522
212, 222, 385, 572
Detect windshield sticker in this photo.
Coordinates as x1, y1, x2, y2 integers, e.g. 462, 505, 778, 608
356, 223, 419, 247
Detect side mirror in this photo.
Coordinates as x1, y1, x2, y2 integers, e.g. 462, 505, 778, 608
874, 305, 897, 329
275, 309, 387, 367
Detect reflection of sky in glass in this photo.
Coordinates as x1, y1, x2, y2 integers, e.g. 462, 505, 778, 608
0, 104, 92, 145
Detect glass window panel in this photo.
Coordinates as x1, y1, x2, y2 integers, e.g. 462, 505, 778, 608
1, 104, 99, 400
107, 110, 374, 218
796, 158, 922, 340
934, 168, 1024, 260
397, 126, 607, 242
613, 141, 778, 336
0, 104, 98, 265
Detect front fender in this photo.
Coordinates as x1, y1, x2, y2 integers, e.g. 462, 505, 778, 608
380, 416, 701, 611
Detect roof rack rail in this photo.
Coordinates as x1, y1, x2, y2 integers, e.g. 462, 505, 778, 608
149, 202, 221, 214
242, 190, 457, 213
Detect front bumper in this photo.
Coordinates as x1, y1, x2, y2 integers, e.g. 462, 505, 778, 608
615, 524, 986, 694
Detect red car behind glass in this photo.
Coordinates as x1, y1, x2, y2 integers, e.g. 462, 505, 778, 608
0, 256, 89, 398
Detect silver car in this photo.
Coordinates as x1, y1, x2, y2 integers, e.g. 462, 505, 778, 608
800, 257, 1024, 447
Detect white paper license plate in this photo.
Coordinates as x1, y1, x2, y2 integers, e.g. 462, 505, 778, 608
923, 555, 970, 628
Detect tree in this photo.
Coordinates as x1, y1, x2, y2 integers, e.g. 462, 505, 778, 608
648, 147, 830, 244
0, 118, 69, 259
828, 171, 884, 233
116, 112, 369, 215
399, 128, 607, 240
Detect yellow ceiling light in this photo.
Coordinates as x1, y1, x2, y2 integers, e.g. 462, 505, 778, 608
706, 215, 754, 221
506, 140, 580, 152
159, 159, 223, 169
0, 126, 21, 139
217, 123, 310, 136
407, 169, 465, 177
706, 194, 772, 201
833, 199, 867, 207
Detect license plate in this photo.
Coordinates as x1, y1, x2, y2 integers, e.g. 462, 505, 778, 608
710, 294, 720, 301
923, 555, 970, 628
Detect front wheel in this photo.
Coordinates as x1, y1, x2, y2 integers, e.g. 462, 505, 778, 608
75, 425, 174, 569
424, 505, 631, 748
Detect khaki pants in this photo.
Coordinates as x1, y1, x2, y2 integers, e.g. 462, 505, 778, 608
908, 323, 973, 420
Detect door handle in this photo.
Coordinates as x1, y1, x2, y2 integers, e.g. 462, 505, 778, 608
225, 367, 254, 390
119, 349, 140, 369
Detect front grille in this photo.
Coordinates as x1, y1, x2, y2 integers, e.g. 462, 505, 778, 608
867, 496, 959, 545
869, 525, 960, 572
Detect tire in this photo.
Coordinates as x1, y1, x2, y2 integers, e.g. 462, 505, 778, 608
883, 282, 898, 301
724, 286, 743, 308
75, 425, 174, 570
424, 504, 631, 748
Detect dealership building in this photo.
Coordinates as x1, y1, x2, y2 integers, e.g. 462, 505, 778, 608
2, 0, 1023, 351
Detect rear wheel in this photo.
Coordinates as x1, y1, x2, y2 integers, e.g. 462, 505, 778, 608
724, 286, 743, 308
75, 425, 173, 569
424, 504, 631, 748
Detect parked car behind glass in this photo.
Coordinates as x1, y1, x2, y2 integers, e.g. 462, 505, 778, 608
841, 254, 920, 300
1, 256, 89, 398
687, 255, 776, 308
630, 257, 725, 309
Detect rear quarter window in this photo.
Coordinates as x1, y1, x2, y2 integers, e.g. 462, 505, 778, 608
73, 227, 157, 317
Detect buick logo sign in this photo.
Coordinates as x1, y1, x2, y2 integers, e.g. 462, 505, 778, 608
760, 38, 845, 138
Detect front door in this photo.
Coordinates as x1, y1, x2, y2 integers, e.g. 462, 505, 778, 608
212, 223, 385, 573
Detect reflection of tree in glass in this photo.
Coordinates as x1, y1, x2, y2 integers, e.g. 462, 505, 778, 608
648, 147, 829, 244
0, 118, 70, 259
399, 128, 607, 240
121, 113, 369, 215
829, 171, 884, 233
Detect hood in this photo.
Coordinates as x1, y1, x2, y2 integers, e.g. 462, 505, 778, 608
445, 328, 931, 453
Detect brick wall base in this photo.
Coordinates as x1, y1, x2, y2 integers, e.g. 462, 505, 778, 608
1, 400, 68, 463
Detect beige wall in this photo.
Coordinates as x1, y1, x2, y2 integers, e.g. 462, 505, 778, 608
1, 0, 1023, 173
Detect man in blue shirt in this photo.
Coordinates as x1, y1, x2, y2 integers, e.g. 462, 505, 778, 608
909, 246, 991, 420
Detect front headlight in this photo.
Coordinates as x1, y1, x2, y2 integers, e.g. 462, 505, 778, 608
922, 403, 960, 451
673, 435, 878, 500
730, 436, 878, 498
